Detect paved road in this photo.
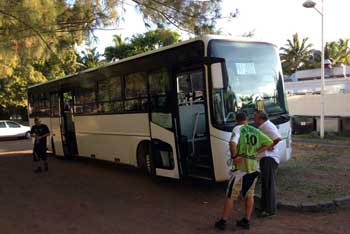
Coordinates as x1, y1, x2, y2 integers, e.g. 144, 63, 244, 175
0, 140, 349, 234
0, 138, 32, 154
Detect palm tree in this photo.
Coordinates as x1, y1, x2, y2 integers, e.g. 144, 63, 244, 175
325, 39, 350, 65
78, 47, 104, 69
280, 33, 313, 75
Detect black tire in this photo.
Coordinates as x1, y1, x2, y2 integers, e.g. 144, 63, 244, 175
137, 142, 155, 176
25, 131, 31, 139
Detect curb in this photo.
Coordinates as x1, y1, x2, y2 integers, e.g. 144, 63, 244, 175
255, 195, 350, 213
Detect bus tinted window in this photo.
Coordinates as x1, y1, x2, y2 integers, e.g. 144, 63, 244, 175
98, 77, 124, 113
29, 93, 50, 117
149, 69, 170, 95
50, 93, 60, 117
74, 82, 98, 114
149, 69, 172, 129
100, 101, 124, 113
125, 99, 148, 112
125, 73, 147, 98
98, 78, 122, 102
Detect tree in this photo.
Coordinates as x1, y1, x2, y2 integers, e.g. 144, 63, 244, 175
104, 29, 181, 61
104, 35, 136, 61
325, 39, 350, 65
0, 0, 227, 64
280, 33, 313, 75
132, 0, 233, 35
0, 0, 229, 113
77, 47, 106, 69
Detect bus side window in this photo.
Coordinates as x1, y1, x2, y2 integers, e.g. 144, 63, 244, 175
149, 69, 172, 129
98, 77, 123, 113
124, 72, 148, 112
74, 82, 98, 114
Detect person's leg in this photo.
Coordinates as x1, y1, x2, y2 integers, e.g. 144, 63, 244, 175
222, 197, 235, 220
41, 149, 48, 171
265, 158, 278, 214
260, 158, 268, 212
215, 174, 242, 230
33, 147, 42, 173
236, 196, 254, 230
242, 172, 259, 218
237, 172, 258, 229
245, 196, 254, 220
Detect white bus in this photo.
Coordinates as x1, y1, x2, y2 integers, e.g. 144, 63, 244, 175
28, 35, 291, 181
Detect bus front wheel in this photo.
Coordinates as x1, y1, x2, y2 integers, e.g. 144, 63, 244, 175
137, 141, 155, 176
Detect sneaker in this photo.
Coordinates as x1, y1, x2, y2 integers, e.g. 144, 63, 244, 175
214, 219, 226, 230
258, 211, 275, 218
34, 167, 42, 173
236, 218, 250, 229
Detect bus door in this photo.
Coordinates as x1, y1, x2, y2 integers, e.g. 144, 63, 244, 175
149, 70, 180, 179
60, 91, 78, 157
175, 67, 214, 179
50, 92, 64, 156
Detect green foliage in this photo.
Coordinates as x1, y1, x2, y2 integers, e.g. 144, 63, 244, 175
0, 0, 227, 114
281, 35, 350, 74
0, 65, 46, 108
133, 0, 229, 35
77, 47, 106, 70
104, 29, 181, 61
280, 33, 313, 75
325, 39, 350, 65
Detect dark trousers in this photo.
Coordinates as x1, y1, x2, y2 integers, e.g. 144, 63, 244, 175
33, 145, 48, 169
260, 157, 278, 214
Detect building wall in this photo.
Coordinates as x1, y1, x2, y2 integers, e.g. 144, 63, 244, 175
285, 77, 350, 95
287, 94, 350, 117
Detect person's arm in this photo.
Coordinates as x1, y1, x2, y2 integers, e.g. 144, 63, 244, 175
256, 130, 273, 159
38, 126, 50, 140
257, 144, 271, 154
229, 141, 236, 157
37, 133, 50, 140
229, 126, 242, 165
30, 127, 36, 138
230, 141, 242, 165
267, 137, 282, 151
266, 124, 282, 151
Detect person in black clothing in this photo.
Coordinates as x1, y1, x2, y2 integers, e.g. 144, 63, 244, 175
30, 117, 50, 173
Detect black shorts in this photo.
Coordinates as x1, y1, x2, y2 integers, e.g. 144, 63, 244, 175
226, 171, 259, 199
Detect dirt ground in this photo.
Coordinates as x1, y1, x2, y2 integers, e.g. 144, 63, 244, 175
0, 140, 349, 234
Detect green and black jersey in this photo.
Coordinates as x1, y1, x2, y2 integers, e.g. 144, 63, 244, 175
230, 124, 273, 173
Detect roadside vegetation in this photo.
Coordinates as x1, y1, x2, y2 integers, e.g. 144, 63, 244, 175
293, 132, 350, 145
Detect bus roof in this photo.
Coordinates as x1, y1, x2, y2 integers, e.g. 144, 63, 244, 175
28, 35, 276, 90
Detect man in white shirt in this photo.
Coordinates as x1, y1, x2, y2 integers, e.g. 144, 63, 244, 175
254, 110, 282, 217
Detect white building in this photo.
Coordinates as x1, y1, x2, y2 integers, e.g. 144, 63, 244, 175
285, 66, 350, 133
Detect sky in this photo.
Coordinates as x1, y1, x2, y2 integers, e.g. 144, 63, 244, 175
82, 0, 350, 54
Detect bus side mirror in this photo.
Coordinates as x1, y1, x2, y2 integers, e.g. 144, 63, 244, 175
211, 62, 228, 89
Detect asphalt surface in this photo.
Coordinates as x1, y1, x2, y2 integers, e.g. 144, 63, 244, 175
0, 139, 349, 234
0, 138, 32, 154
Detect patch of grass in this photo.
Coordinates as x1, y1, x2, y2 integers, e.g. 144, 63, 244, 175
272, 145, 350, 203
293, 132, 350, 145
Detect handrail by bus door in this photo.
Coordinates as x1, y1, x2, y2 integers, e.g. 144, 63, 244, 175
191, 112, 205, 157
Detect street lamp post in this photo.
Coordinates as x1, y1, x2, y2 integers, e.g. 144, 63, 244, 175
303, 0, 325, 139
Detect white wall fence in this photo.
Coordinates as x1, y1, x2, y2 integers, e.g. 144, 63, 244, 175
285, 77, 350, 95
287, 94, 350, 117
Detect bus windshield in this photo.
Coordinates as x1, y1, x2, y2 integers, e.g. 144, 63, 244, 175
209, 40, 288, 128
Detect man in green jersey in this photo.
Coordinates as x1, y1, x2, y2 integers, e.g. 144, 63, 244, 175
215, 112, 273, 230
